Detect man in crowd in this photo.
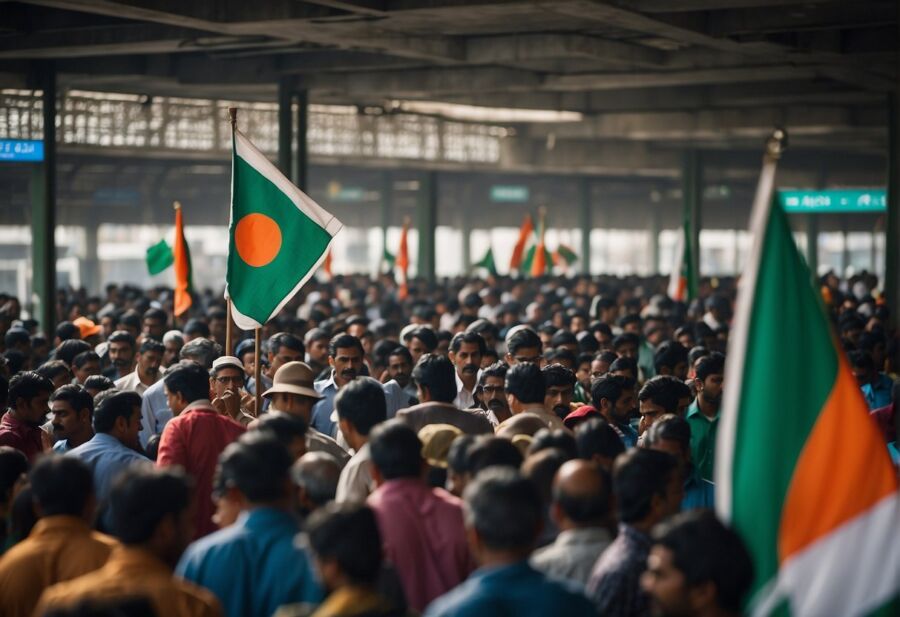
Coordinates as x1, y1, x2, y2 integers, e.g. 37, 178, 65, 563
68, 389, 149, 502
397, 354, 493, 435
142, 307, 168, 341
0, 371, 53, 461
114, 338, 164, 395
637, 375, 682, 437
162, 330, 184, 368
474, 361, 511, 425
49, 384, 94, 453
686, 352, 725, 482
645, 414, 715, 510
504, 362, 567, 431
542, 363, 577, 421
35, 467, 222, 617
157, 361, 245, 538
71, 350, 102, 385
304, 328, 331, 377
367, 420, 473, 612
425, 467, 596, 616
292, 452, 342, 518
449, 332, 485, 409
587, 448, 683, 617
177, 433, 322, 617
210, 356, 255, 426
312, 334, 365, 436
849, 349, 894, 410
103, 330, 136, 380
247, 332, 305, 407
505, 327, 543, 366
387, 345, 418, 403
334, 377, 386, 503
592, 374, 638, 448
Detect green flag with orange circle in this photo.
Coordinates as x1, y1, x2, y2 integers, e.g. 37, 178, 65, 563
226, 128, 342, 330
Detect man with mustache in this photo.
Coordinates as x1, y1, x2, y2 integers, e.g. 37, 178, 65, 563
114, 338, 164, 396
449, 332, 485, 410
310, 334, 365, 438
542, 363, 576, 421
102, 330, 135, 381
49, 384, 94, 453
474, 362, 510, 425
685, 352, 724, 483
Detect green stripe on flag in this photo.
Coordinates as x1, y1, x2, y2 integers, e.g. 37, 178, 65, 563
145, 239, 173, 275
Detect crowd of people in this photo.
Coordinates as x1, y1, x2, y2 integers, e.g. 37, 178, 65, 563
0, 268, 895, 617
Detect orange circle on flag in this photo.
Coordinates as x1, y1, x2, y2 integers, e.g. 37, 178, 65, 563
235, 213, 282, 267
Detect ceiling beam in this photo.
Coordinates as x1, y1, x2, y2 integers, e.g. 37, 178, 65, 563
465, 33, 664, 68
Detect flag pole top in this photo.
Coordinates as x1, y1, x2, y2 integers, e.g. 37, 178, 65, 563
765, 127, 787, 161
173, 201, 181, 211
402, 215, 411, 227
228, 107, 237, 129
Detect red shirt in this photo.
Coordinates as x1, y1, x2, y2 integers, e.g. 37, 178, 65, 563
157, 401, 245, 538
0, 411, 45, 463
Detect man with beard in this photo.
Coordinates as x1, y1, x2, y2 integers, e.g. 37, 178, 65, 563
449, 332, 484, 409
102, 330, 135, 381
686, 352, 724, 482
542, 363, 576, 421
49, 384, 94, 453
387, 345, 417, 403
474, 362, 510, 425
114, 338, 164, 395
592, 374, 638, 448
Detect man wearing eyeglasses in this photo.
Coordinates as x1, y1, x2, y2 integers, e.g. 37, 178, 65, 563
474, 362, 511, 425
210, 356, 255, 426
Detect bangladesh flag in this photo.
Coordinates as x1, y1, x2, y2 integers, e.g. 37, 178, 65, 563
717, 155, 899, 616
226, 129, 342, 330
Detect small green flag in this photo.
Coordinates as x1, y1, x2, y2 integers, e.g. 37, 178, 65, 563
520, 244, 553, 276
145, 239, 174, 275
383, 247, 396, 267
474, 247, 497, 275
555, 244, 577, 266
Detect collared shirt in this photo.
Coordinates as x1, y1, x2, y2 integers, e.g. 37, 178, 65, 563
139, 377, 171, 448
312, 374, 409, 438
686, 400, 719, 481
67, 433, 151, 501
682, 464, 715, 511
0, 411, 45, 462
862, 373, 894, 410
157, 400, 245, 538
336, 442, 373, 503
0, 515, 117, 617
531, 526, 614, 587
587, 523, 652, 617
177, 507, 322, 617
424, 560, 596, 617
368, 478, 474, 612
114, 368, 155, 395
453, 371, 479, 410
37, 545, 221, 617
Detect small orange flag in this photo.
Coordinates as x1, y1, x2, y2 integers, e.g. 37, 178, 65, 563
509, 214, 534, 271
531, 212, 546, 277
323, 249, 333, 279
173, 202, 192, 317
396, 220, 410, 299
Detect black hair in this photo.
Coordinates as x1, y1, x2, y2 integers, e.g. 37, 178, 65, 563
139, 339, 165, 355
387, 345, 413, 365
449, 331, 487, 355
163, 361, 210, 404
545, 348, 576, 366
334, 377, 387, 436
477, 361, 508, 388
553, 464, 612, 524
596, 350, 618, 365
183, 319, 210, 338
50, 384, 94, 416
56, 340, 92, 367
143, 307, 168, 324
467, 436, 524, 477
688, 346, 710, 366
0, 446, 28, 505
8, 371, 54, 409
412, 354, 457, 403
252, 412, 308, 450
107, 330, 136, 347
92, 389, 142, 434
612, 332, 640, 351
654, 341, 688, 374
527, 428, 578, 460
591, 374, 636, 409
505, 362, 545, 404
644, 414, 691, 453
446, 434, 479, 475
29, 456, 94, 517
268, 332, 305, 357
848, 349, 874, 372
328, 333, 364, 358
541, 363, 576, 389
506, 328, 542, 356
84, 375, 115, 394
3, 350, 26, 376
108, 467, 192, 545
368, 419, 422, 480
638, 376, 681, 414
463, 467, 541, 551
614, 448, 678, 523
72, 351, 101, 370
694, 351, 725, 382
36, 360, 72, 383
306, 503, 383, 585
117, 311, 141, 332
409, 327, 438, 352
4, 328, 30, 349
550, 330, 578, 349
55, 321, 80, 342
522, 448, 570, 506
216, 432, 294, 503
608, 356, 637, 377
653, 510, 755, 613
575, 417, 626, 461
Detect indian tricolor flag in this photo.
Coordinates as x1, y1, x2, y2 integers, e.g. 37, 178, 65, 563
226, 128, 342, 330
717, 151, 899, 617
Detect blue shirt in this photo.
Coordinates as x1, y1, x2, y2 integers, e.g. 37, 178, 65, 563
888, 441, 899, 465
861, 373, 894, 410
311, 374, 408, 438
682, 464, 715, 510
617, 422, 639, 449
139, 378, 171, 448
424, 560, 596, 617
176, 507, 323, 617
66, 433, 151, 501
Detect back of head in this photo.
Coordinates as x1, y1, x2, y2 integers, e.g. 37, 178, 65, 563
575, 417, 625, 461
653, 341, 687, 374
108, 467, 192, 545
463, 467, 541, 552
306, 503, 383, 585
56, 339, 92, 367
218, 432, 293, 503
179, 337, 222, 370
411, 353, 456, 403
527, 428, 577, 460
292, 452, 341, 507
614, 448, 677, 523
505, 362, 545, 404
446, 434, 478, 476
93, 389, 142, 434
83, 375, 115, 395
252, 412, 308, 451
506, 327, 542, 357
552, 459, 612, 525
652, 510, 754, 613
0, 446, 28, 504
644, 414, 691, 453
335, 377, 387, 435
522, 447, 570, 505
368, 419, 423, 481
268, 332, 305, 357
36, 360, 72, 384
466, 436, 524, 477
163, 361, 210, 404
29, 456, 93, 517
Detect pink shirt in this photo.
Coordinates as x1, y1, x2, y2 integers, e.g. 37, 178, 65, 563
367, 478, 474, 612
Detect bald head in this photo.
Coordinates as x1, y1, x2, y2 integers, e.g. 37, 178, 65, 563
292, 452, 341, 510
551, 459, 612, 529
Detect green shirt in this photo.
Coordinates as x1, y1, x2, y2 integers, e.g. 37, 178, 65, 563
686, 400, 719, 481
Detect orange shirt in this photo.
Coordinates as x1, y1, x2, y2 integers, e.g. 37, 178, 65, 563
0, 515, 117, 617
35, 546, 222, 617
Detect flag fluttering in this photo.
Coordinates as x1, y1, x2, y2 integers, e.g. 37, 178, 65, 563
668, 213, 696, 302
509, 214, 534, 271
396, 219, 410, 299
553, 244, 577, 268
717, 133, 899, 617
146, 239, 173, 276
530, 209, 547, 277
226, 128, 342, 330
474, 247, 497, 276
172, 203, 192, 317
323, 249, 333, 279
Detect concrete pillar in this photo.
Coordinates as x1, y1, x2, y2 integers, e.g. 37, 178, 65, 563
579, 177, 592, 274
381, 172, 392, 269
295, 89, 308, 191
277, 77, 293, 178
82, 223, 100, 295
806, 214, 819, 277
32, 64, 56, 338
886, 92, 900, 318
417, 171, 437, 282
682, 150, 702, 296
648, 209, 660, 275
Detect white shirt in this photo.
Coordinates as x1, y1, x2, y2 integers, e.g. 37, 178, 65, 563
453, 370, 480, 409
115, 369, 153, 395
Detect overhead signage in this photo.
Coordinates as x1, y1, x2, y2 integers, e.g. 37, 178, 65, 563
490, 185, 529, 203
778, 189, 886, 214
0, 139, 44, 162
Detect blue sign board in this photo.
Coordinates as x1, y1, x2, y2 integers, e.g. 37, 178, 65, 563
0, 140, 44, 162
778, 189, 886, 214
490, 185, 529, 203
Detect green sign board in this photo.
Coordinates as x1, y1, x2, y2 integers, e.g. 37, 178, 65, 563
490, 185, 529, 203
778, 189, 886, 214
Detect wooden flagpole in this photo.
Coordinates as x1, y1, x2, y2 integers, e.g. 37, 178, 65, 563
226, 107, 237, 358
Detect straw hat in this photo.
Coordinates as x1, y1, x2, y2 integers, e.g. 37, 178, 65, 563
262, 361, 323, 400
